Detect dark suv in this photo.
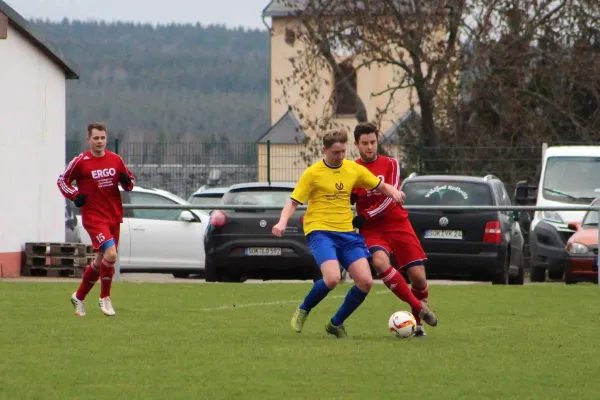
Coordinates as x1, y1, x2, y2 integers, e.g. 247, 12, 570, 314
400, 174, 530, 284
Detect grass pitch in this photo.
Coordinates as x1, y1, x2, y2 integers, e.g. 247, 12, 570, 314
0, 281, 598, 399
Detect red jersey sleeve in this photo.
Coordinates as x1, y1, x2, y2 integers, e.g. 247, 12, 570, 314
117, 155, 135, 192
361, 157, 401, 220
57, 154, 84, 200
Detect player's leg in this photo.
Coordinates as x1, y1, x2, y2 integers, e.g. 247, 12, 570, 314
392, 225, 437, 329
291, 231, 340, 333
364, 233, 423, 313
406, 262, 429, 336
70, 224, 106, 316
98, 223, 120, 316
326, 232, 373, 338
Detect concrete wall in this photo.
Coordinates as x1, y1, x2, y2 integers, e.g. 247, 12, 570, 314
0, 24, 67, 276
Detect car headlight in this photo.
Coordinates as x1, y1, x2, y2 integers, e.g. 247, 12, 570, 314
541, 211, 564, 224
567, 242, 589, 255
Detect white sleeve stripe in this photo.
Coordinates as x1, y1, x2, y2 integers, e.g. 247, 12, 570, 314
57, 154, 84, 195
367, 158, 400, 217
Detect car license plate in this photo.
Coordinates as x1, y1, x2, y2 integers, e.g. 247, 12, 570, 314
245, 247, 282, 256
424, 230, 463, 240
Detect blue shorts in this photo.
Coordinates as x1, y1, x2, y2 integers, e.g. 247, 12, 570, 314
307, 230, 371, 271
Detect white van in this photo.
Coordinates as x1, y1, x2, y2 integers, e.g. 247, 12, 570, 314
514, 145, 600, 281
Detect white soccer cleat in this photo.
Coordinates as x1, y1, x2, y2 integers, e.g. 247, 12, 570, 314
99, 297, 116, 316
70, 292, 86, 316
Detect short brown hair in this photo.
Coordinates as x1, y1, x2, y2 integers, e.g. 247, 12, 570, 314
354, 122, 379, 142
87, 122, 107, 137
322, 128, 348, 148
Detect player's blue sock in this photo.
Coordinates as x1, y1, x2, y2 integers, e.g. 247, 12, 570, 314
331, 285, 368, 326
299, 279, 332, 312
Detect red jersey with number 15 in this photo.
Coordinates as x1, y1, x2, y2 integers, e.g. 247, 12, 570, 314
353, 155, 408, 232
57, 150, 135, 226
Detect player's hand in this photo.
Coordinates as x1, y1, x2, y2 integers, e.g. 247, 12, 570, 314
73, 194, 87, 207
352, 215, 366, 229
119, 172, 132, 186
272, 221, 287, 237
392, 189, 404, 205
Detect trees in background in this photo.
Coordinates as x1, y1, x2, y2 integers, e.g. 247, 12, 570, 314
277, 0, 600, 185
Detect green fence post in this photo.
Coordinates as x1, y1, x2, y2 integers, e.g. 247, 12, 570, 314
114, 138, 120, 155
267, 140, 271, 184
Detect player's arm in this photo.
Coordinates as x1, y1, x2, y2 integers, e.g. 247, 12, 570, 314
273, 168, 311, 237
117, 156, 135, 191
354, 162, 403, 206
57, 154, 86, 207
362, 158, 402, 221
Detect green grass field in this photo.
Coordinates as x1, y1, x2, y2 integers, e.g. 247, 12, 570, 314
0, 281, 598, 399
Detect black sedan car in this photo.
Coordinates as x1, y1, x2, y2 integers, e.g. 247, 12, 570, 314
204, 182, 319, 282
400, 174, 529, 284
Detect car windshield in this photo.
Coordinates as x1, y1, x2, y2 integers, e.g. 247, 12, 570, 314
582, 209, 599, 226
402, 181, 494, 206
190, 194, 223, 205
222, 188, 293, 206
542, 157, 600, 203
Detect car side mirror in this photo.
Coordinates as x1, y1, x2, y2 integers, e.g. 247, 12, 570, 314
567, 222, 580, 231
179, 210, 199, 222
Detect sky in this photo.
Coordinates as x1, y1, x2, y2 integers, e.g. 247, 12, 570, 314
5, 0, 271, 30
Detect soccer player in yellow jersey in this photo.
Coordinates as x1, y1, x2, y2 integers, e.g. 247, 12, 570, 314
272, 129, 405, 338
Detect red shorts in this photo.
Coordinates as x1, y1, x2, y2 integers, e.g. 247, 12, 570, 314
83, 222, 120, 253
362, 219, 427, 269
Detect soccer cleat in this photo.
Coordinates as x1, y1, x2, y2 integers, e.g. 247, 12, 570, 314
70, 292, 86, 316
99, 297, 116, 316
291, 307, 309, 333
418, 301, 438, 327
414, 325, 427, 337
325, 320, 348, 338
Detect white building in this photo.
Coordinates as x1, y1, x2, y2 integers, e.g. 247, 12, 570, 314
0, 1, 78, 277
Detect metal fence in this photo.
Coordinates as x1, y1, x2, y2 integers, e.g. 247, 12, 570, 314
66, 139, 600, 200
113, 202, 600, 284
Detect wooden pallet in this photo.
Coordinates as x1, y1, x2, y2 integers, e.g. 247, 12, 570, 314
23, 254, 93, 268
24, 242, 92, 257
21, 266, 84, 278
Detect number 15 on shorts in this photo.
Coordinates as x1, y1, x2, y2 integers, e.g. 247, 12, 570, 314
96, 233, 106, 244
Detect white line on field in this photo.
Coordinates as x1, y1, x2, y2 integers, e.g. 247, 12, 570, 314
197, 289, 392, 312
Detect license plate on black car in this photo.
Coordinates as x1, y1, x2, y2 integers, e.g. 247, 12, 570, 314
424, 230, 463, 240
245, 248, 282, 256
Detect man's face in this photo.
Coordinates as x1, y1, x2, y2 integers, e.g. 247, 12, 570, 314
87, 128, 107, 154
323, 142, 346, 166
355, 132, 378, 162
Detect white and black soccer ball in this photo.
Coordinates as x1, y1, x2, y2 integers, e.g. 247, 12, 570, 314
388, 311, 417, 338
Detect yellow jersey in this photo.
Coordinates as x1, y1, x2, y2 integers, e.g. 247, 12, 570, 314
290, 159, 382, 235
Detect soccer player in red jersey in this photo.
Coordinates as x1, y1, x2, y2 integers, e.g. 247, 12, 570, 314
351, 122, 437, 336
57, 122, 135, 317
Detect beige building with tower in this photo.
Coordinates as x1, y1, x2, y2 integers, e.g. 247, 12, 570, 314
260, 0, 413, 181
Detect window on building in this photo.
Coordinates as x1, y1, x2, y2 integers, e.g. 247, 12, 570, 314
333, 62, 357, 116
284, 28, 296, 46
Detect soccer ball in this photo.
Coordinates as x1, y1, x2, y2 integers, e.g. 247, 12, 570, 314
388, 311, 417, 338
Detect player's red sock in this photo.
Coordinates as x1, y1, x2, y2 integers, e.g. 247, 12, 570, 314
412, 284, 429, 303
75, 263, 100, 301
411, 284, 429, 325
100, 258, 115, 298
380, 266, 422, 311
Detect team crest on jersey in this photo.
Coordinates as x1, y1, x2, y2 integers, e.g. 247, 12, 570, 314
335, 182, 344, 190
